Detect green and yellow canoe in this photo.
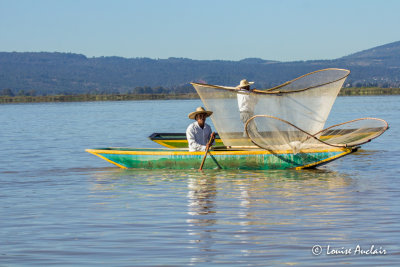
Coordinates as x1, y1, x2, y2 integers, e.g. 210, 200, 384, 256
85, 146, 357, 170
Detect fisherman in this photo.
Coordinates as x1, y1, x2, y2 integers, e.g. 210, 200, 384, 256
186, 107, 214, 152
236, 79, 258, 136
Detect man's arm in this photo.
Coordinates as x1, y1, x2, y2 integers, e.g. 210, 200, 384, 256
206, 125, 215, 147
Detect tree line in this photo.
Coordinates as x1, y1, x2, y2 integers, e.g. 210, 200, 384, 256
0, 84, 196, 97
1, 41, 400, 96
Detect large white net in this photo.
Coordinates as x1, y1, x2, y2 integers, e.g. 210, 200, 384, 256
191, 68, 388, 152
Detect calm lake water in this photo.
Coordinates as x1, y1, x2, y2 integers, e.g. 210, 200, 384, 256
1, 96, 399, 266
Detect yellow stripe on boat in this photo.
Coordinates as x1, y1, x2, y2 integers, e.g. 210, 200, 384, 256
86, 147, 347, 156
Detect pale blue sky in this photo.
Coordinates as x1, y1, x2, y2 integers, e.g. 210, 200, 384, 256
1, 0, 399, 61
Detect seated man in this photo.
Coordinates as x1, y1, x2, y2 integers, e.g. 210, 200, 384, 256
186, 107, 213, 152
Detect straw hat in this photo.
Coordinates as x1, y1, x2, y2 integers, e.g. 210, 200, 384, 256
237, 79, 254, 88
188, 106, 213, 120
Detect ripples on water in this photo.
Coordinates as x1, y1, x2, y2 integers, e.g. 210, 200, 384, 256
2, 167, 398, 266
1, 97, 399, 265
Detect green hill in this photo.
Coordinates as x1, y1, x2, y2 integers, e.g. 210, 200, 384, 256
1, 41, 400, 96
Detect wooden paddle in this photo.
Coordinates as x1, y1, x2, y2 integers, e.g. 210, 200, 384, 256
199, 132, 216, 170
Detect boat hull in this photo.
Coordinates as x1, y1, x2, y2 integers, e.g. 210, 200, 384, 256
86, 147, 357, 170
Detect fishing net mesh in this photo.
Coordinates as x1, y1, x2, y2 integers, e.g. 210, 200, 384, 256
246, 116, 388, 152
192, 68, 388, 152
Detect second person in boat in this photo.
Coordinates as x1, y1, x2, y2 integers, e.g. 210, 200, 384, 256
237, 79, 258, 137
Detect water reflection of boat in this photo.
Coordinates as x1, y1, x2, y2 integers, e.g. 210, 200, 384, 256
183, 168, 354, 263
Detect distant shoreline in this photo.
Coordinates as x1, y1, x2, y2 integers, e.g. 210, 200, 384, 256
339, 87, 400, 96
1, 88, 399, 104
0, 93, 199, 104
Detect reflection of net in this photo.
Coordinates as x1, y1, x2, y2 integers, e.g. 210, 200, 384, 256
246, 116, 388, 153
192, 68, 350, 148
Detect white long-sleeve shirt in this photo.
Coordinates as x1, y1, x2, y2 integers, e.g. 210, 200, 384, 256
186, 121, 212, 152
237, 89, 258, 112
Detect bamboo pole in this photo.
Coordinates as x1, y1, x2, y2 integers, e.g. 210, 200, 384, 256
199, 132, 216, 170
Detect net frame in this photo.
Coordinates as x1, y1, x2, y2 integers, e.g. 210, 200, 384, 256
258, 68, 350, 93
192, 68, 351, 95
311, 117, 389, 146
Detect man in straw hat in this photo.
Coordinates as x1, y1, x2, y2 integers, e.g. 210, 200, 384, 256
186, 107, 214, 152
237, 79, 258, 136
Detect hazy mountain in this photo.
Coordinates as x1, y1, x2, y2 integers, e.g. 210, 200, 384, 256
0, 41, 399, 96
341, 41, 400, 63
